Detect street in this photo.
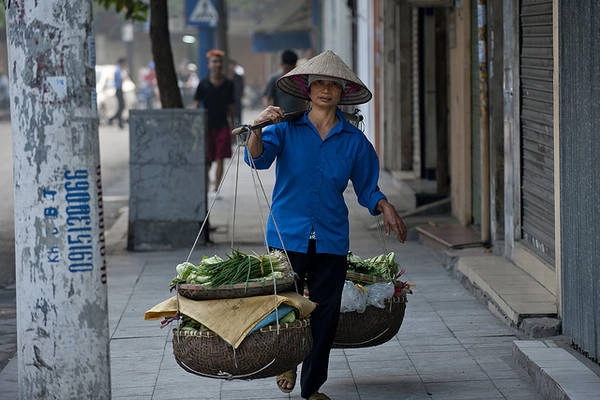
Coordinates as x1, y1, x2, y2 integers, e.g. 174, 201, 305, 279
0, 112, 550, 398
0, 110, 594, 399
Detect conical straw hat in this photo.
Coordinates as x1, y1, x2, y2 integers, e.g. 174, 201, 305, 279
276, 50, 372, 105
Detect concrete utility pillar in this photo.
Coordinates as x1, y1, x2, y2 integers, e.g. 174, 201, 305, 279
6, 1, 111, 398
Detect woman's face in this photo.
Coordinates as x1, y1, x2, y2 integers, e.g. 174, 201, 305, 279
309, 79, 343, 107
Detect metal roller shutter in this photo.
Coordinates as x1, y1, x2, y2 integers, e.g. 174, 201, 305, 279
519, 0, 555, 265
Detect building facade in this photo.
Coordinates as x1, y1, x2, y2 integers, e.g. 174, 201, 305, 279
319, 0, 599, 364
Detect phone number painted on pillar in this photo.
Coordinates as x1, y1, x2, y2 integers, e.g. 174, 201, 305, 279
65, 169, 94, 272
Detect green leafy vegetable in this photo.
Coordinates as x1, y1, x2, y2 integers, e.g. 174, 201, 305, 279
170, 249, 293, 289
347, 251, 399, 279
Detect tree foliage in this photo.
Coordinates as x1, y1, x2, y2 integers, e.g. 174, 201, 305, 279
94, 0, 148, 21
95, 0, 183, 108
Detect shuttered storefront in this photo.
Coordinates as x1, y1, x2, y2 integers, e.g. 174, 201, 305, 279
519, 0, 555, 265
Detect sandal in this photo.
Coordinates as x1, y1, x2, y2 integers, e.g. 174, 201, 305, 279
308, 393, 331, 400
276, 369, 297, 393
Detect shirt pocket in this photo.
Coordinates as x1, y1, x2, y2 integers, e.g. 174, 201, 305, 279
322, 147, 354, 191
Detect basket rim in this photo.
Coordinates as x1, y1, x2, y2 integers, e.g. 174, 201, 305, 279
173, 318, 311, 338
177, 276, 295, 291
386, 295, 407, 304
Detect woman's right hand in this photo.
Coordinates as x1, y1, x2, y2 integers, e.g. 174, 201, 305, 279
247, 106, 283, 159
253, 105, 284, 127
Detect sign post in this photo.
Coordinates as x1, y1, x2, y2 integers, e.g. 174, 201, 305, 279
186, 0, 219, 78
6, 1, 110, 398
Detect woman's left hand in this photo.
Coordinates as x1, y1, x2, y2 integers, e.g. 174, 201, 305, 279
376, 199, 407, 243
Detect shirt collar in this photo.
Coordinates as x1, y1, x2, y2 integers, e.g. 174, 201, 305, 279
299, 108, 349, 137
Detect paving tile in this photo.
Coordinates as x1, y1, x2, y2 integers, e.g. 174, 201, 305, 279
220, 385, 292, 400
111, 385, 155, 398
348, 359, 417, 378
403, 343, 464, 354
408, 351, 490, 383
492, 378, 545, 400
426, 380, 504, 400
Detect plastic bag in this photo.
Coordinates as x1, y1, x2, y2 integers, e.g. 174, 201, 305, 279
366, 282, 395, 309
340, 280, 367, 313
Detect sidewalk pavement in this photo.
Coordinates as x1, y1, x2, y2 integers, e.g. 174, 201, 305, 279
0, 121, 598, 399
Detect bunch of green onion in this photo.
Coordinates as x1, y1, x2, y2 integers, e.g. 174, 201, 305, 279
347, 251, 399, 279
170, 249, 293, 288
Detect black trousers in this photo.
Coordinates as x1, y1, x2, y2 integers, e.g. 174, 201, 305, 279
110, 88, 125, 127
283, 241, 347, 398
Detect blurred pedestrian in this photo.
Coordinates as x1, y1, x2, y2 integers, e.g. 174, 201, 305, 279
228, 60, 245, 126
193, 49, 235, 198
108, 57, 128, 129
179, 61, 199, 107
139, 61, 157, 109
263, 49, 308, 114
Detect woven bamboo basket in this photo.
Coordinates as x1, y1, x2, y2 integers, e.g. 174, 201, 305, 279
172, 318, 312, 380
177, 277, 296, 301
333, 294, 407, 348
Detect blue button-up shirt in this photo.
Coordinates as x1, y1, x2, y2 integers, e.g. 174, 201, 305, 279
244, 109, 386, 255
114, 65, 123, 89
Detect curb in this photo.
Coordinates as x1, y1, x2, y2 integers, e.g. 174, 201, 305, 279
513, 339, 600, 400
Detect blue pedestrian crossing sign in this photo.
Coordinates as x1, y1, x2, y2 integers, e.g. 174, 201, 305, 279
186, 0, 219, 27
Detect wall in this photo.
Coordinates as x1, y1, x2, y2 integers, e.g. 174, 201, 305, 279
558, 0, 600, 364
355, 0, 375, 144
381, 1, 413, 174
321, 0, 353, 64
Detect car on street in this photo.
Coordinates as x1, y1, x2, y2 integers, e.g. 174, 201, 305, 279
95, 64, 137, 124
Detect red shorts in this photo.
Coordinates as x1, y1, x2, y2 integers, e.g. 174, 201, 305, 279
206, 126, 232, 163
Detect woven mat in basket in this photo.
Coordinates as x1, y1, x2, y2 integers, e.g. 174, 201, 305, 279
145, 291, 315, 348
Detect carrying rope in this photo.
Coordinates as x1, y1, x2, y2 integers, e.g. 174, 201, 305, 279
175, 122, 300, 340
174, 107, 392, 350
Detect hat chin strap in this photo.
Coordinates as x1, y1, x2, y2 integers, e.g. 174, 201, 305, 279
345, 83, 358, 97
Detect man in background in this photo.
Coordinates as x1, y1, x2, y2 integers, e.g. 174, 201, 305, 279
263, 50, 307, 114
193, 49, 235, 199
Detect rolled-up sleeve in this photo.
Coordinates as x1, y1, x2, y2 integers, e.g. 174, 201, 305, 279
351, 137, 387, 215
244, 125, 280, 169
